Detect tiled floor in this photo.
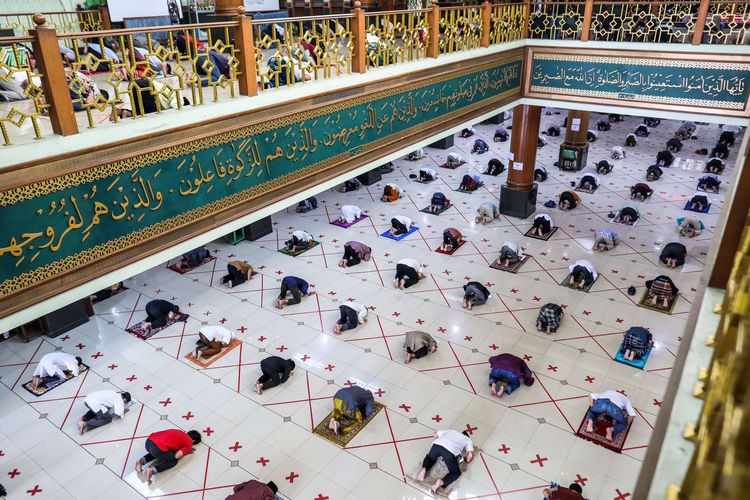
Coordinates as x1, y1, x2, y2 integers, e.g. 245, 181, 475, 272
0, 113, 739, 499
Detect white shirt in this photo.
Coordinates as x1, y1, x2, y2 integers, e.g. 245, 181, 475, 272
398, 258, 424, 274
292, 230, 312, 242
569, 259, 597, 280
588, 129, 597, 137
447, 153, 462, 163
393, 215, 412, 228
85, 390, 125, 417
724, 125, 741, 134
340, 205, 362, 224
611, 146, 624, 156
419, 168, 436, 178
709, 157, 724, 165
592, 390, 636, 417
347, 303, 368, 324
199, 325, 233, 344
500, 241, 522, 257
33, 352, 79, 379
536, 213, 554, 227
433, 429, 474, 457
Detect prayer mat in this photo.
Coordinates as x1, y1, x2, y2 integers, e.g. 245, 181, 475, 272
22, 364, 90, 397
313, 401, 384, 447
560, 273, 597, 293
279, 241, 320, 257
683, 201, 711, 213
703, 166, 722, 174
435, 240, 466, 255
612, 212, 638, 226
454, 186, 481, 194
184, 338, 243, 368
439, 161, 465, 169
413, 178, 435, 184
167, 256, 216, 274
696, 186, 719, 194
575, 413, 632, 453
126, 313, 189, 340
490, 255, 530, 274
638, 290, 679, 315
524, 226, 558, 241
406, 464, 465, 499
419, 204, 452, 216
381, 226, 419, 241
614, 344, 653, 370
330, 214, 368, 229
91, 286, 129, 304
675, 217, 705, 231
575, 183, 598, 194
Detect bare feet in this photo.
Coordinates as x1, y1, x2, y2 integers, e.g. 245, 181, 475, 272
605, 428, 614, 442
333, 324, 342, 335
405, 352, 412, 364
416, 468, 427, 482
430, 479, 444, 493
78, 420, 86, 435
585, 419, 594, 433
496, 385, 505, 398
146, 467, 155, 484
135, 458, 144, 473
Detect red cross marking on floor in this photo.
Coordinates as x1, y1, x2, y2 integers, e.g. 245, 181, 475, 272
399, 404, 411, 412
229, 442, 242, 452
392, 312, 400, 317
276, 345, 287, 352
91, 352, 103, 359
584, 376, 595, 383
275, 270, 284, 275
416, 319, 424, 325
331, 239, 338, 243
384, 252, 391, 257
107, 364, 118, 370
488, 344, 498, 350
7, 468, 20, 479
75, 343, 85, 350
182, 412, 194, 420
143, 283, 149, 287
611, 269, 619, 274
432, 415, 442, 423
60, 335, 70, 341
367, 306, 376, 311
202, 311, 211, 316
203, 427, 214, 436
539, 252, 548, 256
258, 336, 267, 342
616, 318, 624, 323
547, 365, 558, 372
523, 355, 533, 361
374, 388, 385, 397
678, 337, 682, 342
464, 424, 477, 435
257, 457, 270, 467
228, 254, 236, 258
187, 302, 193, 307
159, 398, 172, 407
614, 489, 631, 500
26, 485, 42, 496
315, 495, 329, 500
143, 385, 152, 391
126, 375, 137, 381
346, 298, 355, 302
629, 236, 636, 240
301, 355, 310, 362
219, 318, 228, 324
561, 304, 568, 309
497, 444, 512, 457
532, 296, 541, 302
237, 326, 248, 333
345, 380, 356, 387
616, 389, 627, 395
510, 288, 518, 293
691, 287, 697, 292
464, 336, 473, 341
328, 291, 337, 296
575, 474, 588, 486
638, 274, 646, 279
442, 270, 452, 275
653, 399, 662, 407
437, 327, 447, 333
582, 310, 591, 316
462, 276, 472, 282
324, 364, 335, 371
286, 472, 299, 483
530, 454, 548, 467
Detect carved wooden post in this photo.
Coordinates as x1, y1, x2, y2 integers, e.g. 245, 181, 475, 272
351, 1, 367, 73
581, 0, 594, 41
29, 14, 78, 137
481, 0, 491, 47
98, 5, 112, 30
523, 0, 530, 39
693, 0, 710, 45
234, 7, 258, 97
427, 0, 440, 58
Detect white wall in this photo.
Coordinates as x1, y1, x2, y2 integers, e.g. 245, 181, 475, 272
0, 0, 78, 14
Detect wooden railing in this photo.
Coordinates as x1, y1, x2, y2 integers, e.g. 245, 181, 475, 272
0, 1, 745, 146
0, 9, 105, 35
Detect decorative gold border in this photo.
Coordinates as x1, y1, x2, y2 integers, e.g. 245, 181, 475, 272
0, 59, 522, 298
523, 46, 750, 118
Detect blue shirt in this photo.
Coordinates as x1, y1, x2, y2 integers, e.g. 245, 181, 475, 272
282, 276, 308, 295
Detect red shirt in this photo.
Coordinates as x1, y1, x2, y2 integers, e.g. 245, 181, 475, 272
148, 429, 193, 455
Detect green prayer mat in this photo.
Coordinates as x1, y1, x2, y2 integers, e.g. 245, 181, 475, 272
490, 255, 530, 274
560, 273, 597, 293
419, 204, 452, 215
313, 401, 384, 447
279, 240, 320, 257
638, 290, 679, 315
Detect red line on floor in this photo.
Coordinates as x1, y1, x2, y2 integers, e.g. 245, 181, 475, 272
120, 404, 145, 478
236, 342, 243, 393
345, 434, 433, 450
447, 341, 477, 394
125, 293, 143, 330
429, 275, 451, 307
59, 368, 90, 430
376, 316, 394, 360
175, 320, 189, 360
383, 408, 407, 482
10, 339, 44, 390
635, 407, 654, 430
306, 371, 315, 431
533, 373, 576, 432
479, 452, 503, 500
200, 447, 211, 500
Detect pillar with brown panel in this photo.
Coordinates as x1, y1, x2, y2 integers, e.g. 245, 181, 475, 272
499, 104, 541, 219
558, 109, 589, 172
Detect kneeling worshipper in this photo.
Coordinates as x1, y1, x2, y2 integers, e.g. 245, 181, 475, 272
537, 303, 564, 334
497, 240, 523, 266
334, 302, 368, 334
284, 230, 314, 252
494, 126, 509, 141
625, 133, 637, 147
475, 202, 499, 224
177, 246, 210, 270
688, 192, 709, 211
458, 174, 482, 191
531, 213, 554, 237
618, 206, 639, 224
611, 145, 626, 160
679, 216, 702, 237
276, 275, 314, 309
381, 183, 402, 202
697, 173, 721, 193
225, 480, 278, 500
463, 281, 490, 310
586, 390, 636, 441
143, 300, 183, 333
221, 260, 255, 288
446, 152, 463, 168
403, 331, 438, 363
646, 275, 679, 309
339, 241, 371, 268
194, 325, 233, 360
620, 326, 653, 362
597, 118, 611, 131
296, 196, 317, 213
630, 183, 653, 200
390, 214, 414, 236
534, 166, 548, 181
544, 483, 585, 500
328, 386, 375, 434
666, 137, 683, 152
427, 192, 451, 213
705, 157, 725, 174
646, 164, 663, 181
419, 167, 437, 182
459, 127, 475, 138
558, 189, 581, 210
254, 356, 296, 394
341, 178, 361, 192
594, 228, 619, 252
488, 353, 534, 398
635, 123, 649, 137
338, 204, 363, 224
471, 138, 489, 154
78, 390, 131, 434
135, 429, 201, 484
656, 149, 674, 166
395, 258, 426, 289
579, 174, 598, 191
417, 429, 475, 494
659, 242, 687, 268
32, 352, 84, 388
595, 160, 613, 175
441, 227, 463, 252
484, 158, 505, 176
568, 259, 597, 289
